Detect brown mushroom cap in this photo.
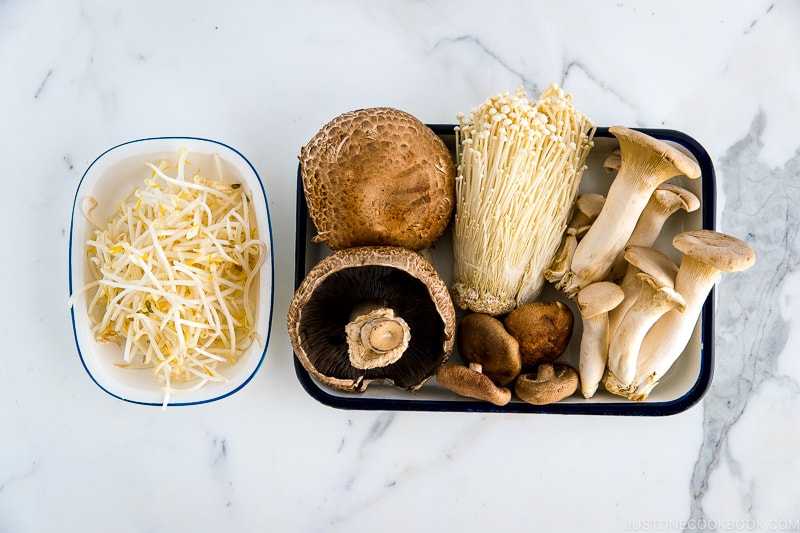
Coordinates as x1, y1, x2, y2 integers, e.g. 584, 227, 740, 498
287, 246, 456, 392
673, 229, 756, 272
300, 107, 456, 251
514, 364, 579, 405
503, 301, 574, 370
457, 313, 521, 386
435, 363, 511, 406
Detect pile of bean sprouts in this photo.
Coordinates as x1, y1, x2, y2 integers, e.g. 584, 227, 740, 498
78, 148, 266, 407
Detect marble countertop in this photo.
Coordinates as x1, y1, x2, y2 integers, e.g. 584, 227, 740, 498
2, 1, 798, 531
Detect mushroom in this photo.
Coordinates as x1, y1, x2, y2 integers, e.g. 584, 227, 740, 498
544, 227, 579, 284
503, 301, 574, 371
457, 313, 521, 386
514, 364, 579, 405
606, 271, 686, 387
436, 363, 512, 406
605, 230, 756, 400
451, 84, 595, 314
546, 194, 606, 283
570, 193, 606, 231
603, 148, 622, 173
576, 281, 624, 398
287, 246, 456, 392
607, 184, 700, 280
607, 245, 679, 338
299, 107, 455, 251
556, 126, 701, 298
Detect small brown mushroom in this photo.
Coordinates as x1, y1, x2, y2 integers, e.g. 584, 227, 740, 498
436, 363, 511, 406
299, 107, 456, 251
287, 246, 456, 392
457, 313, 521, 386
515, 364, 579, 405
503, 301, 574, 371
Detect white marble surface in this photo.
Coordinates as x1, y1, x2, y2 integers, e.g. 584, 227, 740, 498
1, 1, 798, 531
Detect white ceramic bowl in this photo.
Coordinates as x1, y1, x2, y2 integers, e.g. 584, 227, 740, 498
69, 137, 274, 406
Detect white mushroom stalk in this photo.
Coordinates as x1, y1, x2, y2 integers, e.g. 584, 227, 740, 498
451, 84, 595, 315
556, 126, 701, 299
607, 246, 679, 339
577, 281, 624, 399
76, 149, 267, 406
345, 306, 410, 370
607, 184, 700, 280
606, 272, 686, 387
605, 230, 756, 400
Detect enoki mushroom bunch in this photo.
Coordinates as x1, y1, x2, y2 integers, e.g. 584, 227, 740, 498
451, 84, 595, 316
80, 149, 267, 406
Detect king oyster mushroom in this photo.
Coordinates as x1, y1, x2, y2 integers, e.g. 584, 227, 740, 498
299, 107, 456, 251
287, 246, 456, 392
605, 229, 756, 400
557, 126, 701, 298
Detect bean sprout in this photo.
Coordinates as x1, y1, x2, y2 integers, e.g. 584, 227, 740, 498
77, 148, 266, 407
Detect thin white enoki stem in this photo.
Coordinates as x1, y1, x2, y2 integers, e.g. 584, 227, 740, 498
453, 85, 595, 313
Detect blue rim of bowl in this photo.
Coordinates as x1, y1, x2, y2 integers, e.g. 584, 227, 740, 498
69, 136, 275, 406
292, 125, 716, 416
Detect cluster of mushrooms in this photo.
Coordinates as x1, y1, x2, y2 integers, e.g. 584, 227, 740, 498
546, 126, 756, 401
287, 93, 756, 406
288, 107, 459, 393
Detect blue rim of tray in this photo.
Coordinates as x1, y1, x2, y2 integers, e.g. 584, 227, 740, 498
292, 126, 716, 416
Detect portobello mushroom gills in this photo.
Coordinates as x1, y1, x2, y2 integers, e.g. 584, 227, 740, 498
288, 247, 456, 392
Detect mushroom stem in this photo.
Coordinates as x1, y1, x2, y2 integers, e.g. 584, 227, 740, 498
607, 246, 678, 339
606, 273, 686, 387
607, 184, 700, 280
544, 228, 578, 284
605, 230, 755, 400
346, 307, 410, 370
577, 282, 624, 398
556, 126, 700, 298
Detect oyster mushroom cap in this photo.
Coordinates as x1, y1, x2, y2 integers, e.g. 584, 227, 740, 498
608, 245, 679, 337
457, 313, 521, 386
299, 107, 456, 251
287, 246, 456, 392
436, 363, 512, 406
